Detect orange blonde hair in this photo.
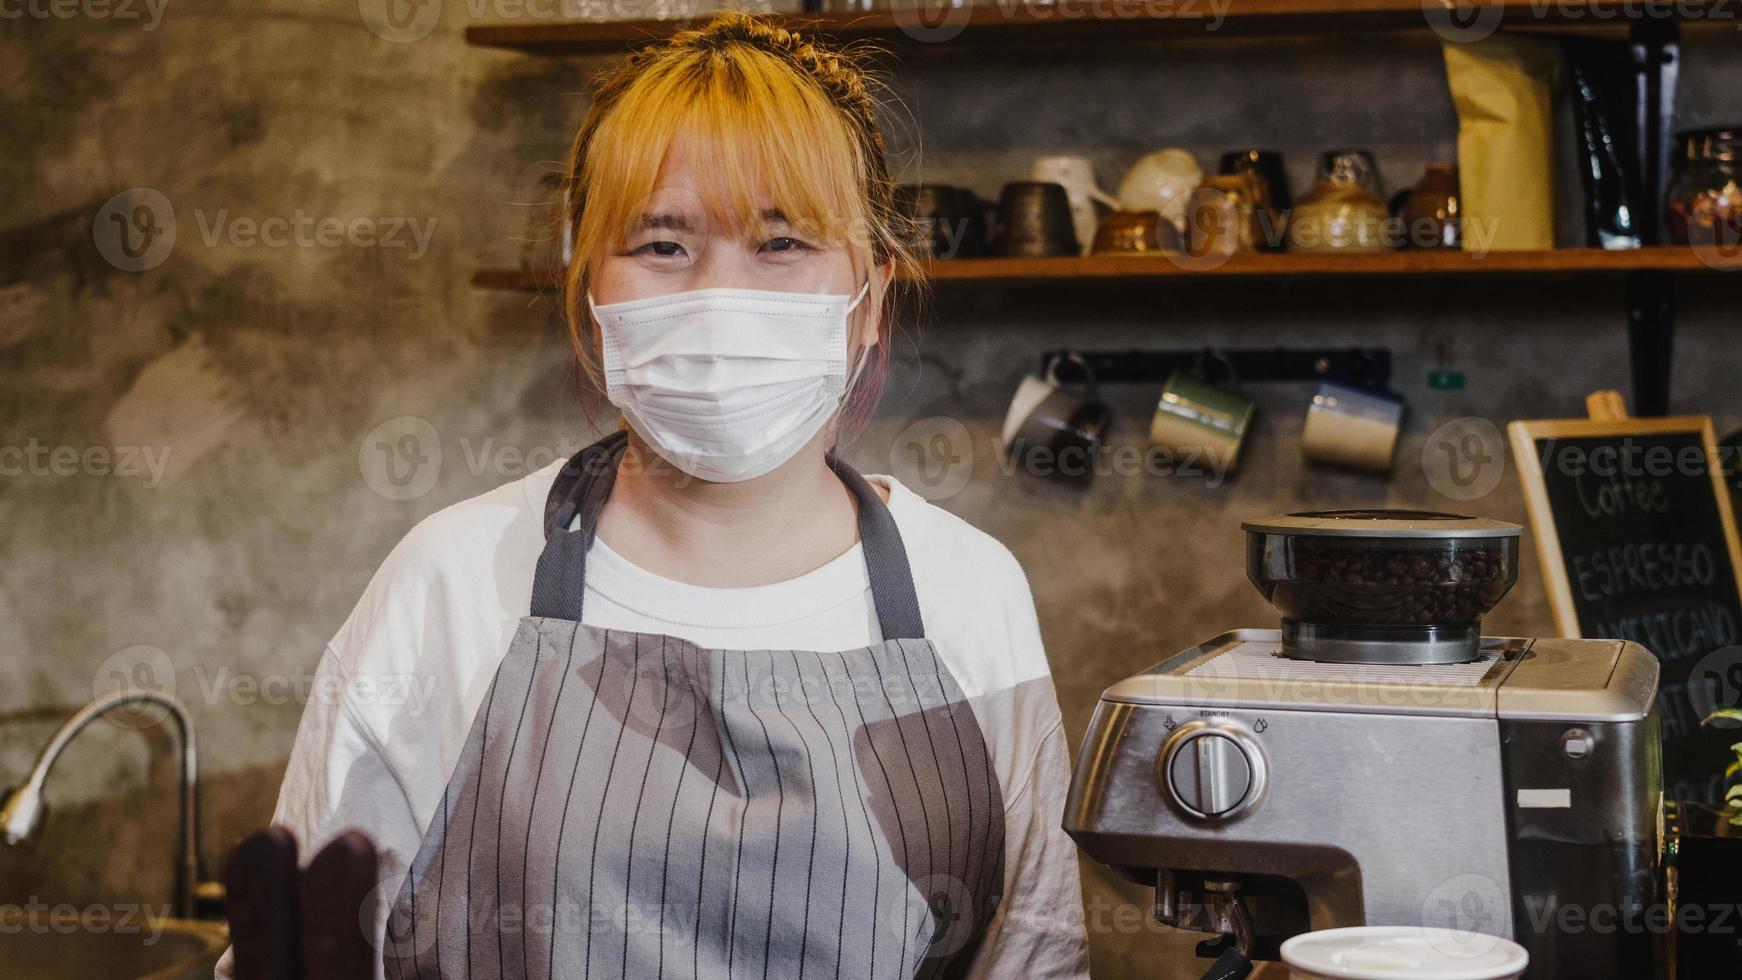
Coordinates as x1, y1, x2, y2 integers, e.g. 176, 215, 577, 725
562, 11, 924, 432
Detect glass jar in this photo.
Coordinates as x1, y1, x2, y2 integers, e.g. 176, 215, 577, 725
1667, 126, 1742, 247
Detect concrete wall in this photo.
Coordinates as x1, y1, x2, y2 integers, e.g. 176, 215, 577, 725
3, 4, 1739, 975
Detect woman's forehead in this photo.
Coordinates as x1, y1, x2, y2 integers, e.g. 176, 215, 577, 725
590, 107, 864, 248
646, 136, 780, 221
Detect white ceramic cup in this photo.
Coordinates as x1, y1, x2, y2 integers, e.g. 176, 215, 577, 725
1117, 148, 1204, 233
1281, 926, 1528, 980
1030, 155, 1119, 256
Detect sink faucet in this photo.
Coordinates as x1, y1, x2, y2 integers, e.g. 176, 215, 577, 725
0, 689, 201, 919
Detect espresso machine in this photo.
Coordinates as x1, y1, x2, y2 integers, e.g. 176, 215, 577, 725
1064, 511, 1665, 978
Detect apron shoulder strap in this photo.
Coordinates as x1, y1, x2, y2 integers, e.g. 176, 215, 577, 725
826, 453, 926, 640
530, 431, 626, 624
530, 433, 926, 640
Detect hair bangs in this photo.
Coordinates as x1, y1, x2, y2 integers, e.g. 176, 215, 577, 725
581, 48, 868, 263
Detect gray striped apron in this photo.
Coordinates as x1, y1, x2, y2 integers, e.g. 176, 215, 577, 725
383, 432, 1005, 980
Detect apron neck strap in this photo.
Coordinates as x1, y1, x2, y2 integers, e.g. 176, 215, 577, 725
531, 431, 926, 640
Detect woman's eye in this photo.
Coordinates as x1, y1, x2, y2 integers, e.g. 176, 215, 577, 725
631, 240, 686, 258
760, 236, 814, 254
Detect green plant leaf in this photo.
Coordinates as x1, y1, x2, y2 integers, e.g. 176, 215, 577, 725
1705, 709, 1742, 726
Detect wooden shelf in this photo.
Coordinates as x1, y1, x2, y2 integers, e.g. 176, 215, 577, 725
473, 248, 1728, 291
921, 247, 1724, 282
465, 0, 1711, 56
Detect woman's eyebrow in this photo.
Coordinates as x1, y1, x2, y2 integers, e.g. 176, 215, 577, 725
634, 208, 789, 233
637, 212, 695, 232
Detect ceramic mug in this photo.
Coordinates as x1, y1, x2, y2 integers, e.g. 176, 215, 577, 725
1397, 164, 1462, 249
895, 183, 990, 259
1031, 155, 1120, 257
1001, 353, 1111, 479
1282, 927, 1528, 980
1183, 174, 1264, 259
1091, 209, 1183, 256
1300, 380, 1406, 473
1149, 364, 1257, 474
993, 181, 1081, 257
1117, 148, 1203, 234
1218, 149, 1291, 249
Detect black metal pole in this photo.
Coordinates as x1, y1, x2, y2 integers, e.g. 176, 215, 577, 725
1626, 269, 1675, 417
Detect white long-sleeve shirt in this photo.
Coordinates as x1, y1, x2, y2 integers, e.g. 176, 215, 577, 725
217, 459, 1090, 979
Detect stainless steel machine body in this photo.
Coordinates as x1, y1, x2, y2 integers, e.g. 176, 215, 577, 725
1064, 630, 1662, 977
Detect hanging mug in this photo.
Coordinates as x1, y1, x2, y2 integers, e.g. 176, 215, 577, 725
1001, 352, 1111, 480
1148, 351, 1257, 477
1301, 380, 1407, 473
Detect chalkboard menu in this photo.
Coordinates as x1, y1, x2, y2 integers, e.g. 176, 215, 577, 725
1510, 417, 1742, 804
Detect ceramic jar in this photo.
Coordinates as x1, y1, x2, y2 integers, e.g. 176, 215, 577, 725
1288, 151, 1388, 253
1397, 164, 1462, 249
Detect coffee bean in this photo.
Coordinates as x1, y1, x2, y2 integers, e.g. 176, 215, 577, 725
1257, 539, 1515, 629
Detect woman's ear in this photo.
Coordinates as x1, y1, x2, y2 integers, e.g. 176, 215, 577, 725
856, 262, 893, 351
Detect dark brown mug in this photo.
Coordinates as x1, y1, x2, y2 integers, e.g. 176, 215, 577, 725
1218, 149, 1291, 250
993, 181, 1080, 257
895, 183, 990, 259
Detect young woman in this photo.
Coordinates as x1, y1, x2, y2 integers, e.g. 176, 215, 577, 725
222, 12, 1088, 979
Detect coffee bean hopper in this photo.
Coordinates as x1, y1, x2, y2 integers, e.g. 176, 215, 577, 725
1244, 510, 1521, 665
1064, 509, 1667, 979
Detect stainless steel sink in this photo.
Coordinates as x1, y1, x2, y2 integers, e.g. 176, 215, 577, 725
2, 913, 227, 980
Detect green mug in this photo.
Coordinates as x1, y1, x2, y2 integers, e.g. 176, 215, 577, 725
1148, 368, 1257, 475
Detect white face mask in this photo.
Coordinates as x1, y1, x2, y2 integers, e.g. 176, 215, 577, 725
588, 281, 871, 483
